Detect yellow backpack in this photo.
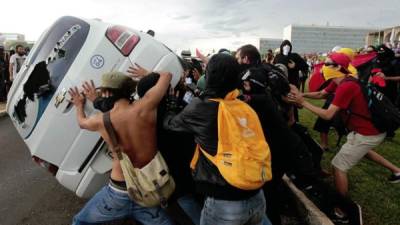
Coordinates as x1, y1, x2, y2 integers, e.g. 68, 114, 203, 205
190, 89, 272, 190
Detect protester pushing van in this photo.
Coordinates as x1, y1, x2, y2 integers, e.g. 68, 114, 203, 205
6, 16, 183, 198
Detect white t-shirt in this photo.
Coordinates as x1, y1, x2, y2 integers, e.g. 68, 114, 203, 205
10, 54, 26, 77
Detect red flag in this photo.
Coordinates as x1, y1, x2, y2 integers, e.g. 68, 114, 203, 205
351, 52, 377, 68
308, 63, 325, 92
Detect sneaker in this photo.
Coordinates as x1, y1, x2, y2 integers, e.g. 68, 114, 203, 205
331, 210, 349, 224
347, 203, 363, 225
388, 173, 400, 183
322, 147, 330, 152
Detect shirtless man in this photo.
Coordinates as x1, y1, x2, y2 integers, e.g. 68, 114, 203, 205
69, 71, 174, 225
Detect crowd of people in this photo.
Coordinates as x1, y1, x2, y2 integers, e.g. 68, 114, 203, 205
0, 44, 28, 102
67, 40, 400, 225
4, 38, 400, 225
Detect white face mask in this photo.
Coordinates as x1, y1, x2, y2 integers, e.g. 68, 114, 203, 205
283, 45, 290, 55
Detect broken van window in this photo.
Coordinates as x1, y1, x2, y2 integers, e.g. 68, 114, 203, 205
13, 16, 89, 125
24, 61, 51, 101
14, 61, 51, 123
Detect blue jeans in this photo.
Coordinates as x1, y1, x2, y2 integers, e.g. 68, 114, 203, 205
177, 194, 202, 225
200, 190, 271, 225
262, 216, 273, 225
72, 184, 174, 225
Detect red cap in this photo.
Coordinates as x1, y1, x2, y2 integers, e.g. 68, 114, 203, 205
370, 75, 386, 87
371, 68, 382, 74
329, 52, 351, 69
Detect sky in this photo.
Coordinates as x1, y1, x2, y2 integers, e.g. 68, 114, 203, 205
1, 0, 400, 54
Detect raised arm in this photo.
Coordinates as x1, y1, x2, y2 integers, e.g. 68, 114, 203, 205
289, 84, 328, 99
302, 89, 329, 99
384, 76, 400, 81
288, 86, 339, 120
140, 72, 172, 110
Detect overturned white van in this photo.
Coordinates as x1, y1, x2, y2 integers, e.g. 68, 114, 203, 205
6, 16, 183, 198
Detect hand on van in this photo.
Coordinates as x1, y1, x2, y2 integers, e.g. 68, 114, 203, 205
68, 87, 86, 107
82, 80, 98, 102
127, 63, 149, 80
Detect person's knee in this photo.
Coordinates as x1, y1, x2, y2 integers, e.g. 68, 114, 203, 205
331, 148, 358, 173
332, 165, 347, 176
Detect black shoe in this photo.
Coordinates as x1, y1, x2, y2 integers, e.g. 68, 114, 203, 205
323, 147, 330, 152
331, 210, 349, 224
347, 203, 363, 225
388, 173, 400, 183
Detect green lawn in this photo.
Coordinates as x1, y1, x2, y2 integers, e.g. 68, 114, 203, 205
299, 99, 400, 225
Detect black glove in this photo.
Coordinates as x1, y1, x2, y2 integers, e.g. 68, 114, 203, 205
238, 94, 251, 102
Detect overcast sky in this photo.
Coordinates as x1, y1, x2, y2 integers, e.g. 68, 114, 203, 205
1, 0, 399, 54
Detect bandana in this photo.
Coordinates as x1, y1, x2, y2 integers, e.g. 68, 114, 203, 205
322, 65, 346, 80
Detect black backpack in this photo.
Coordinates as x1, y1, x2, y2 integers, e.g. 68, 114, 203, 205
241, 64, 291, 119
346, 78, 400, 133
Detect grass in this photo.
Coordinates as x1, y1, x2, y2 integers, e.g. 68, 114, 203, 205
299, 98, 400, 225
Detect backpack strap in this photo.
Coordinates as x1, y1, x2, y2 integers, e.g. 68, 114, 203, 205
102, 111, 123, 160
190, 145, 200, 170
335, 113, 350, 148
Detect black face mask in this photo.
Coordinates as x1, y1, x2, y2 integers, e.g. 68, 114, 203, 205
18, 52, 25, 56
93, 96, 117, 112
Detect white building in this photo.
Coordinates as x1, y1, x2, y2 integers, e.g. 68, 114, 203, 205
259, 38, 282, 55
0, 33, 25, 44
366, 26, 400, 46
283, 25, 376, 54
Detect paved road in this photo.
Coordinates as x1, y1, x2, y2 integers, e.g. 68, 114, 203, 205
0, 116, 86, 225
0, 116, 140, 225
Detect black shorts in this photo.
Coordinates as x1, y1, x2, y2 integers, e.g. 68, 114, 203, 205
313, 117, 332, 133
313, 95, 334, 133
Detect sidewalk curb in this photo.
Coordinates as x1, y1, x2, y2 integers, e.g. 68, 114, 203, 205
283, 175, 334, 225
0, 109, 7, 118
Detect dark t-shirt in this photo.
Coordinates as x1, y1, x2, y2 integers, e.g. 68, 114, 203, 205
325, 81, 380, 135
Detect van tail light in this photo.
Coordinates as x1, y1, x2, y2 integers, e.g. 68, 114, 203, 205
106, 26, 140, 56
32, 156, 58, 176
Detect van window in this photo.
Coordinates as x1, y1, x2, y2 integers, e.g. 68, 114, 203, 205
28, 16, 90, 88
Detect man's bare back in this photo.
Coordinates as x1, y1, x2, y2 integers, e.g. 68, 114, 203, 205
107, 99, 158, 168
91, 99, 158, 182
